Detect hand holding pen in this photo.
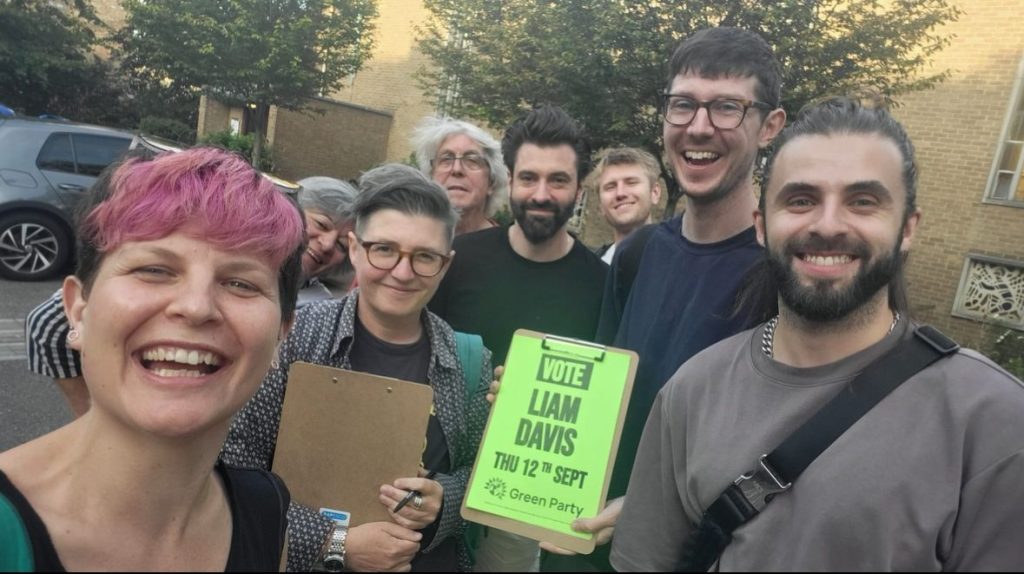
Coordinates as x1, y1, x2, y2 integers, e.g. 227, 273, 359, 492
380, 470, 443, 530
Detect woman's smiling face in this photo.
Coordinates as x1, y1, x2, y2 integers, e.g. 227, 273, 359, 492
65, 228, 289, 438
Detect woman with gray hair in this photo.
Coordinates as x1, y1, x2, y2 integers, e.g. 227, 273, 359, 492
296, 176, 358, 303
412, 116, 509, 235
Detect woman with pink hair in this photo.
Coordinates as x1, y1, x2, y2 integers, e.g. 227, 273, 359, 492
0, 148, 306, 570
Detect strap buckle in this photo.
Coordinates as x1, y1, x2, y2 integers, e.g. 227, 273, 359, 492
734, 455, 792, 513
914, 325, 959, 356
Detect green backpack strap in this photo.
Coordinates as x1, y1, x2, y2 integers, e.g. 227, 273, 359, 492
0, 494, 34, 571
453, 331, 487, 564
454, 331, 485, 402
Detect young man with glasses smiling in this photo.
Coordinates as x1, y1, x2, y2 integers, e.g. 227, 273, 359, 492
552, 27, 787, 571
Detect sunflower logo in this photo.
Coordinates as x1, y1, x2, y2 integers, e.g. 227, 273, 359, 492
485, 477, 507, 500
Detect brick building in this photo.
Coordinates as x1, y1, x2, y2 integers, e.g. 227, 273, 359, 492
895, 1, 1024, 345
198, 0, 439, 181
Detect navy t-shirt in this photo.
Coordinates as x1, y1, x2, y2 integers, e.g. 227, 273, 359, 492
606, 216, 763, 498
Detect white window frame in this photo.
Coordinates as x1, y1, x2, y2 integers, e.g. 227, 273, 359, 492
984, 54, 1024, 207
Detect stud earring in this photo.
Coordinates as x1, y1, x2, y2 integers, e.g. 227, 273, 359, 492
66, 329, 80, 344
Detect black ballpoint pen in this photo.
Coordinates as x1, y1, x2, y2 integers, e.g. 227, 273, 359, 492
393, 470, 437, 512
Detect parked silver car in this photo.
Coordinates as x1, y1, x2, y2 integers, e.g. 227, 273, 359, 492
0, 117, 299, 280
0, 117, 140, 280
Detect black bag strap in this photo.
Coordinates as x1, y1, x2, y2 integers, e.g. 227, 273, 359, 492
679, 325, 959, 571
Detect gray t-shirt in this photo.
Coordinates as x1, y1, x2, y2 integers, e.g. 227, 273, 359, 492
611, 320, 1024, 571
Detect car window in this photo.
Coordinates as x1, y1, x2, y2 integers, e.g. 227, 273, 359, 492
73, 134, 131, 177
36, 133, 76, 174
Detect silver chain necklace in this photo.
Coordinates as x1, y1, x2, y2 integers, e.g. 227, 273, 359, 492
761, 311, 900, 358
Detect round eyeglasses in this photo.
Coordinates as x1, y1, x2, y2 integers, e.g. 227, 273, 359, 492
661, 95, 773, 130
359, 240, 450, 277
431, 153, 489, 173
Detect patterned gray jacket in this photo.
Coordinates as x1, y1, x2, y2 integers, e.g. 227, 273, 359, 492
221, 290, 492, 571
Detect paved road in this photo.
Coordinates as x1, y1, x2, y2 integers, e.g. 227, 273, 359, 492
0, 278, 73, 452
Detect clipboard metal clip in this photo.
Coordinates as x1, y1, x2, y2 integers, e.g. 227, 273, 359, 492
541, 334, 607, 362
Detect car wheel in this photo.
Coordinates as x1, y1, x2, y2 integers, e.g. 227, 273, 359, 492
0, 213, 72, 281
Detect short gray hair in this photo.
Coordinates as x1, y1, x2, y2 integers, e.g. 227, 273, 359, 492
297, 176, 358, 227
354, 164, 459, 246
411, 116, 509, 216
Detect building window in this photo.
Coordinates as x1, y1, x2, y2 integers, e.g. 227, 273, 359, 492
953, 254, 1024, 330
985, 56, 1024, 206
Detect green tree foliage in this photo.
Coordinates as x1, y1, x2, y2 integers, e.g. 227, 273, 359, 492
0, 0, 110, 120
199, 129, 275, 171
119, 0, 378, 165
0, 0, 199, 135
419, 0, 961, 217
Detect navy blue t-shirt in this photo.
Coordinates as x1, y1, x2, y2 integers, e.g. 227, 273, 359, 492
605, 216, 763, 498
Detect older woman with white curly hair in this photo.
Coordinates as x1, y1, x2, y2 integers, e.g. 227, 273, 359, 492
411, 116, 509, 236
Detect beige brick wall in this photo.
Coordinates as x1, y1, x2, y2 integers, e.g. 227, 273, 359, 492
270, 98, 392, 182
894, 0, 1024, 346
327, 0, 438, 162
197, 95, 233, 136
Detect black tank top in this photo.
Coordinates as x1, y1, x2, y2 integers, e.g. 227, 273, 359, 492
0, 462, 289, 571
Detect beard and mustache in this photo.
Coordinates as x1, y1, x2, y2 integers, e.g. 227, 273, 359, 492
510, 196, 576, 244
765, 232, 904, 324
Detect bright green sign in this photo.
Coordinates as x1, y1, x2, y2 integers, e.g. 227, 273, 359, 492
465, 332, 633, 539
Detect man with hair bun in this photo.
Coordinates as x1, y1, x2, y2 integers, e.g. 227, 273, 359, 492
611, 96, 1024, 571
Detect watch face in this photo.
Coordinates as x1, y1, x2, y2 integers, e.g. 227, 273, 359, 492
324, 555, 345, 573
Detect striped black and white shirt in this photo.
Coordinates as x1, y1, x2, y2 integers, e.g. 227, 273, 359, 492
25, 290, 80, 379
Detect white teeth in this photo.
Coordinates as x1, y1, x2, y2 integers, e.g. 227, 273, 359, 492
141, 346, 223, 367
803, 254, 852, 266
684, 151, 720, 160
152, 368, 203, 378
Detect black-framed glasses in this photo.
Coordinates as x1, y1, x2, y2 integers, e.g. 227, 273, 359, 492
358, 239, 451, 277
661, 95, 773, 129
431, 152, 489, 173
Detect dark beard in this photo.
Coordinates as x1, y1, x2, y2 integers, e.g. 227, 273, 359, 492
510, 197, 576, 244
766, 234, 903, 323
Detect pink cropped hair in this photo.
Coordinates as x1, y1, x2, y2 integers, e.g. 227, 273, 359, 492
83, 147, 305, 267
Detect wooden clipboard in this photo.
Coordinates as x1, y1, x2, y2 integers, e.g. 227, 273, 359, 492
272, 361, 434, 526
461, 329, 637, 554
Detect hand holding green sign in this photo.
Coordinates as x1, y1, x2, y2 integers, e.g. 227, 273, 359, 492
462, 330, 637, 553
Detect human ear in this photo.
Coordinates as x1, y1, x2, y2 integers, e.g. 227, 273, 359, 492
62, 276, 88, 351
759, 108, 787, 148
348, 231, 359, 261
753, 210, 767, 248
899, 208, 922, 253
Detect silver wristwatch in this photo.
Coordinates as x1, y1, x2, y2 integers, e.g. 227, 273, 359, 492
322, 525, 348, 572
